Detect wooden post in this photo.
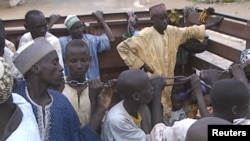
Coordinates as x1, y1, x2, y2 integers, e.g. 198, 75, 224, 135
246, 21, 250, 49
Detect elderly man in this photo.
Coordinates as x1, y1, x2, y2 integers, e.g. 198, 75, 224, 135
13, 37, 113, 141
0, 57, 41, 141
117, 3, 223, 122
59, 11, 115, 79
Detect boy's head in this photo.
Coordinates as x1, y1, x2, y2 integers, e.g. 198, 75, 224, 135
64, 39, 91, 80
116, 69, 153, 105
185, 117, 232, 141
24, 10, 47, 39
149, 3, 168, 34
211, 79, 249, 120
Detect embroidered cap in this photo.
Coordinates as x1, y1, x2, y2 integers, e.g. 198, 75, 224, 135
64, 15, 81, 30
13, 37, 55, 75
0, 57, 13, 104
240, 49, 250, 65
149, 3, 167, 17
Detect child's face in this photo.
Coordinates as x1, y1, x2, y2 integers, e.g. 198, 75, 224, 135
65, 46, 91, 80
171, 93, 183, 111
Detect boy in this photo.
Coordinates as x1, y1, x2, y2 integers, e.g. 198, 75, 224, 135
62, 39, 104, 126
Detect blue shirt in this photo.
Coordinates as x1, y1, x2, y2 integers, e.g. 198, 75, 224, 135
59, 33, 110, 79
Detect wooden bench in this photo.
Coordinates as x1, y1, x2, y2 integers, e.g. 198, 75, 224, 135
2, 9, 250, 83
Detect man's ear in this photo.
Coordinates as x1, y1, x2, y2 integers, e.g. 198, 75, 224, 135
24, 23, 29, 31
63, 57, 68, 67
232, 105, 238, 116
30, 64, 40, 74
132, 92, 140, 102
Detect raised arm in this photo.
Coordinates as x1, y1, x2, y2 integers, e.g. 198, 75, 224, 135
47, 14, 60, 32
190, 74, 210, 117
92, 10, 115, 42
150, 74, 166, 126
88, 78, 104, 116
88, 87, 113, 131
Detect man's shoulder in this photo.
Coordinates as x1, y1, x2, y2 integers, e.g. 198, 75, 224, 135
139, 26, 154, 34
46, 32, 60, 41
12, 93, 29, 105
105, 101, 130, 122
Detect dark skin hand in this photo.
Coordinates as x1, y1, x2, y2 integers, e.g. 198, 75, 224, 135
88, 78, 104, 115
87, 87, 114, 131
47, 14, 61, 32
141, 63, 154, 74
200, 69, 220, 86
150, 74, 166, 126
92, 10, 115, 42
230, 63, 248, 86
205, 16, 224, 29
190, 74, 210, 117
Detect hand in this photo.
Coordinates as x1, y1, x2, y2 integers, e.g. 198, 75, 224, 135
49, 14, 60, 25
88, 78, 104, 102
150, 74, 166, 97
200, 69, 220, 86
190, 74, 202, 94
97, 87, 114, 110
230, 63, 248, 84
92, 10, 104, 21
141, 64, 154, 74
214, 16, 224, 26
205, 16, 224, 29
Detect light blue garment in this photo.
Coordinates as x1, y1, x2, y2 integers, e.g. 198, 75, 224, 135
59, 33, 110, 79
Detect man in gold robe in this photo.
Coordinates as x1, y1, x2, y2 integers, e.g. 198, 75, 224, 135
117, 3, 223, 123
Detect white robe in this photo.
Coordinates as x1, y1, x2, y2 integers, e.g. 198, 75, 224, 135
6, 93, 41, 141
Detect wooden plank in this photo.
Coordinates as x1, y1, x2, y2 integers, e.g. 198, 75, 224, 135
2, 11, 151, 28
206, 40, 241, 63
2, 9, 184, 28
186, 11, 250, 40
188, 55, 224, 71
195, 7, 250, 23
246, 21, 250, 49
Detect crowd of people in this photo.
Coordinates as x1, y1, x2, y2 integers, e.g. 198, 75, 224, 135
0, 2, 250, 141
